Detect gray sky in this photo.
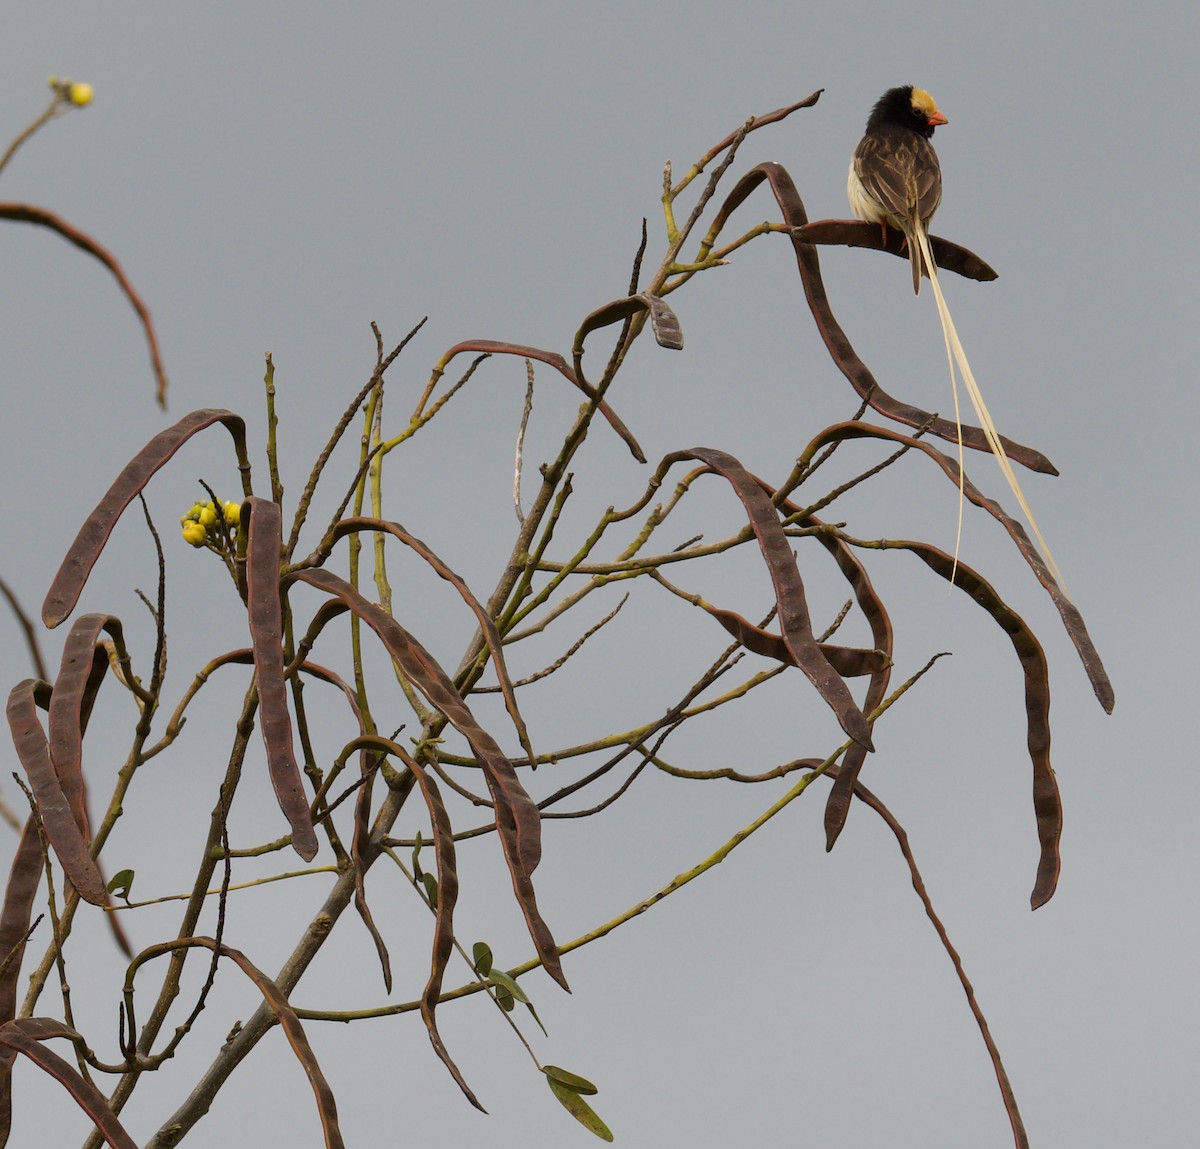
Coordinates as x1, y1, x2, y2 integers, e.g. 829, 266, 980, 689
2, 3, 1195, 1146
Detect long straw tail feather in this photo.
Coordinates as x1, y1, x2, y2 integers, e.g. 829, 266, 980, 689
913, 226, 1068, 594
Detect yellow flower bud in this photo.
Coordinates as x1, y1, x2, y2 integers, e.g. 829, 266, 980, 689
182, 521, 207, 547
223, 501, 241, 527
197, 504, 217, 527
68, 82, 93, 107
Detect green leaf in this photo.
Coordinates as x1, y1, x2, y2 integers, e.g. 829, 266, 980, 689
524, 999, 548, 1038
106, 868, 134, 906
421, 872, 438, 910
496, 985, 515, 1012
546, 1076, 613, 1141
472, 941, 493, 976
487, 968, 529, 1004
411, 830, 424, 883
542, 1064, 599, 1096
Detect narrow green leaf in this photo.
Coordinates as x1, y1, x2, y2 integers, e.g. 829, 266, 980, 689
546, 1077, 613, 1141
421, 872, 438, 910
411, 830, 424, 882
542, 1065, 599, 1096
524, 1000, 548, 1038
106, 869, 135, 906
472, 941, 493, 976
487, 969, 529, 1004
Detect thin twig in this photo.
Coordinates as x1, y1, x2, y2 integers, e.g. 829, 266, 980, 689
513, 360, 535, 523
476, 595, 629, 692
0, 575, 49, 682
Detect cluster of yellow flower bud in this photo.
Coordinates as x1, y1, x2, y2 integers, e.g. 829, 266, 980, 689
180, 500, 241, 550
47, 75, 94, 108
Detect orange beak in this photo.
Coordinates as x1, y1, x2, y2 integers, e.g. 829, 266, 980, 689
929, 109, 949, 127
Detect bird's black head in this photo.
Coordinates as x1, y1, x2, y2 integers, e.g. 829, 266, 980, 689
865, 85, 948, 138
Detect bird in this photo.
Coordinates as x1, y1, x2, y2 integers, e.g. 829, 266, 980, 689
847, 85, 1067, 592
847, 85, 947, 295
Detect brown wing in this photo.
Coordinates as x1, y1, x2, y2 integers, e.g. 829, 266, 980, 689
910, 135, 942, 228
853, 125, 942, 230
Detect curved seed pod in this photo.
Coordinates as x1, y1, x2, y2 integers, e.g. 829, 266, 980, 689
793, 220, 998, 282
887, 541, 1062, 909
799, 420, 1114, 714
703, 163, 1057, 475
48, 614, 123, 832
0, 202, 168, 407
805, 515, 895, 851
434, 340, 644, 462
244, 498, 318, 861
289, 568, 567, 989
0, 1018, 138, 1149
327, 518, 536, 768
6, 681, 106, 905
666, 447, 873, 751
135, 940, 345, 1148
42, 409, 251, 628
0, 821, 42, 1020
345, 736, 482, 1110
204, 943, 345, 1148
0, 819, 44, 1141
700, 602, 889, 677
573, 292, 684, 355
740, 462, 899, 848
46, 619, 136, 957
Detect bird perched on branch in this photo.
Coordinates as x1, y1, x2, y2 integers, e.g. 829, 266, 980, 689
847, 85, 1066, 591
847, 85, 947, 295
